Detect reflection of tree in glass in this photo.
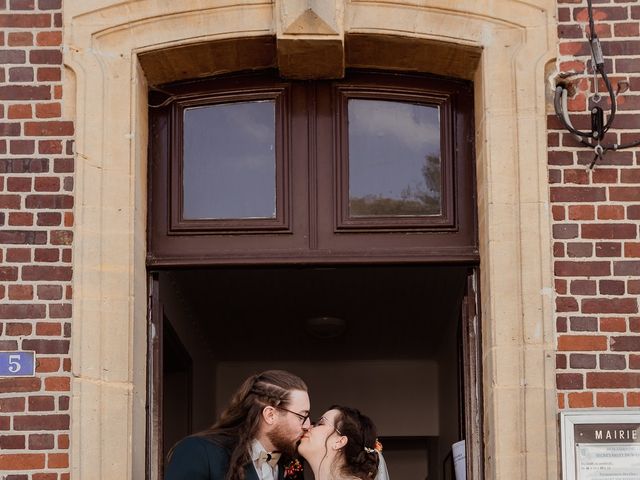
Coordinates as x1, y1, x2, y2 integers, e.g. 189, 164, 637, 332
350, 154, 441, 217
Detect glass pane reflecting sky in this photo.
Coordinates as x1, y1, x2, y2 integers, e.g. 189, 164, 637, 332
348, 99, 442, 217
183, 101, 276, 219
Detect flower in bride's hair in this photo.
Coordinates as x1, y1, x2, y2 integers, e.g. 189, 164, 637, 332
284, 458, 303, 479
374, 439, 383, 453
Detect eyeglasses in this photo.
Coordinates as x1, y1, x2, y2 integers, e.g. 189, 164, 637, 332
314, 416, 343, 436
276, 406, 310, 425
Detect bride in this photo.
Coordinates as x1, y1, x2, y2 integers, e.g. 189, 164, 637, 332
298, 405, 390, 480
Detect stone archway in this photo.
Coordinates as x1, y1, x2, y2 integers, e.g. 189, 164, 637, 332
64, 1, 557, 478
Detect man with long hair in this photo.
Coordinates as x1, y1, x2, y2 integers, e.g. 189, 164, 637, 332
165, 370, 310, 480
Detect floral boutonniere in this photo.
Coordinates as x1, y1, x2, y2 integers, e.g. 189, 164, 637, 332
283, 458, 303, 479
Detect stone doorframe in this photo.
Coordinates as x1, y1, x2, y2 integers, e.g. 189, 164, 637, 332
64, 1, 558, 478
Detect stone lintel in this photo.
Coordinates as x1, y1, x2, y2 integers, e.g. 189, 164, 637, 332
277, 38, 344, 79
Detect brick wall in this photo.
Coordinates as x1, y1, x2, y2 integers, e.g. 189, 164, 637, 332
0, 0, 72, 478
552, 0, 640, 409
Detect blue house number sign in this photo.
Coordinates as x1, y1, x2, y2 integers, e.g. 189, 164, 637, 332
0, 351, 36, 377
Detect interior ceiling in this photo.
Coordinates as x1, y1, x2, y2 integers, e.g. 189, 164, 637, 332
165, 265, 469, 361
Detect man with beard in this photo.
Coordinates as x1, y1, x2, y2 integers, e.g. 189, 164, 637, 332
165, 370, 310, 480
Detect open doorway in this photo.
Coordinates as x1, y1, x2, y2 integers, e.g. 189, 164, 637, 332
152, 264, 477, 479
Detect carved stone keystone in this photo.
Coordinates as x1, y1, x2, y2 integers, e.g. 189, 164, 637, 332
276, 0, 345, 79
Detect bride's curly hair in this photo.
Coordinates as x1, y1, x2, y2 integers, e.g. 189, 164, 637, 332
330, 405, 380, 479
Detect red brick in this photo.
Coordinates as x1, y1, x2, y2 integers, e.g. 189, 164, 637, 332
600, 317, 626, 332
0, 378, 41, 394
25, 194, 73, 209
10, 0, 35, 9
625, 243, 640, 257
587, 372, 640, 389
611, 336, 640, 351
549, 151, 573, 165
614, 23, 640, 37
600, 354, 627, 370
593, 168, 618, 184
582, 224, 637, 239
34, 176, 59, 191
5, 323, 32, 336
0, 194, 21, 209
596, 242, 622, 257
599, 280, 625, 295
58, 433, 69, 449
557, 393, 565, 409
36, 285, 62, 300
564, 169, 589, 184
568, 205, 594, 220
628, 392, 640, 406
570, 353, 596, 368
36, 212, 61, 226
9, 66, 34, 82
35, 357, 59, 373
37, 67, 61, 82
21, 339, 69, 354
597, 205, 624, 220
552, 205, 565, 221
629, 205, 640, 220
7, 176, 31, 192
556, 279, 567, 295
35, 31, 61, 46
28, 396, 54, 412
582, 298, 638, 314
34, 248, 59, 262
38, 139, 62, 154
557, 354, 567, 369
8, 212, 33, 226
0, 266, 19, 281
610, 187, 640, 201
35, 322, 60, 336
53, 158, 73, 173
0, 304, 45, 319
614, 261, 640, 275
0, 397, 25, 412
8, 285, 33, 300
25, 120, 73, 136
570, 316, 598, 332
0, 435, 26, 449
630, 281, 640, 295
6, 247, 31, 262
49, 304, 70, 318
0, 453, 45, 470
556, 296, 579, 312
9, 139, 34, 154
550, 186, 606, 202
558, 335, 607, 351
50, 229, 72, 245
39, 0, 61, 9
554, 261, 610, 276
22, 266, 71, 281
48, 453, 68, 468
13, 414, 69, 431
596, 392, 624, 407
44, 377, 69, 392
7, 32, 33, 46
557, 373, 584, 390
0, 85, 50, 101
620, 168, 640, 183
34, 102, 60, 119
570, 280, 596, 295
28, 433, 54, 450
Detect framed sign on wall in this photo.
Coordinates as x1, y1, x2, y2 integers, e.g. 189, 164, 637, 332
561, 410, 640, 480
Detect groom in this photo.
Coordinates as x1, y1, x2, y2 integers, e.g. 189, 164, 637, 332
165, 370, 310, 480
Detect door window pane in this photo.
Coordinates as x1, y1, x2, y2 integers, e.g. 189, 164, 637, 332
348, 99, 442, 217
183, 101, 276, 219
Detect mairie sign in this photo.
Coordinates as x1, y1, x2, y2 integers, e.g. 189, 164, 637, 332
0, 351, 36, 377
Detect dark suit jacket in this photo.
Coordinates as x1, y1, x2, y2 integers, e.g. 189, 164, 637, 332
164, 435, 286, 480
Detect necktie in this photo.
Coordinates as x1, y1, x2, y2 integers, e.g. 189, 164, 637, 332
257, 451, 281, 480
